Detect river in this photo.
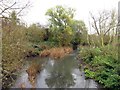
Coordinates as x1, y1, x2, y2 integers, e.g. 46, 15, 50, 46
12, 51, 103, 89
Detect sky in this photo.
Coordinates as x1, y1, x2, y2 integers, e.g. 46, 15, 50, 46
22, 0, 119, 33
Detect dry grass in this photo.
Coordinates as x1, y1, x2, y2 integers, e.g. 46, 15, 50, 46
40, 47, 73, 59
63, 47, 73, 54
26, 63, 42, 87
40, 49, 50, 57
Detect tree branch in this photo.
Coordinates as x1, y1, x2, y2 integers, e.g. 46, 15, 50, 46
0, 2, 16, 15
90, 12, 100, 35
17, 1, 30, 15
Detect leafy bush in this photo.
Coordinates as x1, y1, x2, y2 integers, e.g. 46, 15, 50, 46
79, 46, 102, 62
84, 69, 95, 79
78, 45, 120, 89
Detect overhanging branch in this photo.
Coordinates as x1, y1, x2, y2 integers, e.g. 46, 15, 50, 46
0, 2, 16, 15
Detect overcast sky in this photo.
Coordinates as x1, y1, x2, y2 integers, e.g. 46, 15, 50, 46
22, 0, 119, 33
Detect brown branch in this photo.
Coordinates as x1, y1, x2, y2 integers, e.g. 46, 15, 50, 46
104, 25, 116, 36
0, 2, 16, 15
90, 12, 100, 35
104, 27, 111, 36
17, 1, 30, 15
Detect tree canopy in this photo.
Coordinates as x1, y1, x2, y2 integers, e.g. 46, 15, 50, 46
46, 5, 87, 46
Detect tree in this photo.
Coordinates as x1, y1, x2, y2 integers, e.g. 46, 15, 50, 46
46, 5, 76, 46
71, 20, 88, 45
46, 5, 75, 30
27, 24, 47, 43
9, 11, 20, 26
46, 5, 88, 46
90, 10, 117, 46
0, 0, 31, 17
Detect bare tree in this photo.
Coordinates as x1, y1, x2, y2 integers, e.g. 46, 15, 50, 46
0, 0, 31, 17
90, 9, 117, 46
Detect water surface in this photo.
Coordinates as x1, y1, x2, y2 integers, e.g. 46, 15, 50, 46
12, 52, 101, 88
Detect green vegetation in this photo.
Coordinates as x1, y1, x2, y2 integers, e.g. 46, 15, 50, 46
78, 43, 119, 89
76, 9, 119, 89
46, 5, 87, 46
2, 6, 87, 88
1, 3, 119, 89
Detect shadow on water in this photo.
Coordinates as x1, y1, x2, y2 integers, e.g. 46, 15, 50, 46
12, 51, 104, 89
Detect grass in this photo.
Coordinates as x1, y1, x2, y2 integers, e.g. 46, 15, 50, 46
40, 47, 73, 59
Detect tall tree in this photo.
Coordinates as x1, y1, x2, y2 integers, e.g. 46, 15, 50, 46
90, 10, 117, 46
71, 20, 88, 45
46, 5, 75, 46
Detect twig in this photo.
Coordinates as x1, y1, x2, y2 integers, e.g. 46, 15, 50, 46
0, 2, 16, 15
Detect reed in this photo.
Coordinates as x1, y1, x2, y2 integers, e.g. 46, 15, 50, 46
40, 47, 73, 59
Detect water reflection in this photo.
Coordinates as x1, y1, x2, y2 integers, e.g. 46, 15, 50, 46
12, 52, 102, 88
45, 55, 77, 88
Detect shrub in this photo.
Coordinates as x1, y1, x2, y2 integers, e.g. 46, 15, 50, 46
26, 24, 46, 43
79, 46, 101, 63
84, 69, 95, 79
2, 24, 28, 88
78, 45, 119, 89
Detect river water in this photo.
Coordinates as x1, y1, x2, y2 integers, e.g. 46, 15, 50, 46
12, 51, 103, 89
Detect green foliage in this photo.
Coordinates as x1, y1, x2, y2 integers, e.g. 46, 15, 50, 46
84, 69, 95, 79
78, 45, 120, 89
9, 11, 20, 25
46, 5, 75, 28
26, 24, 46, 43
96, 69, 120, 88
46, 5, 75, 46
46, 5, 87, 46
88, 35, 101, 47
88, 34, 118, 47
2, 5, 118, 89
79, 46, 102, 62
71, 20, 88, 45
